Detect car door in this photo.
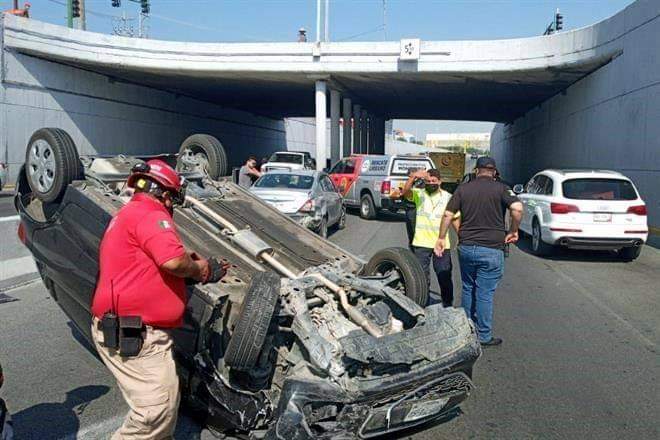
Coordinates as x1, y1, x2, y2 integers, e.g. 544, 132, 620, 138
329, 157, 359, 205
320, 175, 342, 224
520, 175, 539, 232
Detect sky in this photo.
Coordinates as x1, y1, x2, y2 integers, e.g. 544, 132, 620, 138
5, 0, 636, 137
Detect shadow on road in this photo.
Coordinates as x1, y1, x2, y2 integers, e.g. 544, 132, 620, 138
346, 208, 406, 223
12, 385, 109, 440
515, 234, 627, 263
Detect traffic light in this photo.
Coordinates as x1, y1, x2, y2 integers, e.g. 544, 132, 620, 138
112, 0, 121, 7
72, 0, 80, 18
555, 12, 563, 31
140, 0, 150, 14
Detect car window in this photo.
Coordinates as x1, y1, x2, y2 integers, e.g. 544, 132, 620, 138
254, 173, 314, 189
390, 159, 433, 176
525, 176, 540, 194
344, 159, 356, 174
268, 153, 304, 164
543, 176, 554, 195
535, 175, 548, 195
329, 160, 345, 174
320, 176, 336, 192
562, 178, 638, 200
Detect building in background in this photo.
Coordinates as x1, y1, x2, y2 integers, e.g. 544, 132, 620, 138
425, 133, 490, 151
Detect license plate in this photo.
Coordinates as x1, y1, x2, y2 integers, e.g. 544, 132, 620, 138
593, 213, 612, 222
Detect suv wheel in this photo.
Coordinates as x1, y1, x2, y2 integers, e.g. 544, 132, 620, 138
176, 134, 228, 179
360, 194, 376, 220
531, 219, 553, 256
363, 247, 428, 306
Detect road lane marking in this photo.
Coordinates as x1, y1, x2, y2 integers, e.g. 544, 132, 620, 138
0, 215, 19, 223
0, 256, 37, 281
547, 262, 658, 352
62, 414, 124, 440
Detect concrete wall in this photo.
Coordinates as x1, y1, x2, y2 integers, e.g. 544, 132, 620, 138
491, 0, 660, 235
0, 51, 286, 184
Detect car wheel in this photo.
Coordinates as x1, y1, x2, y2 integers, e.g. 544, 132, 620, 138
363, 247, 428, 307
360, 194, 376, 220
619, 246, 642, 261
224, 271, 280, 371
176, 134, 228, 179
25, 128, 82, 203
318, 216, 328, 238
337, 206, 347, 230
531, 219, 553, 256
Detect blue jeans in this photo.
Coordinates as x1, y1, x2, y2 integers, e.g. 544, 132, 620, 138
458, 245, 504, 342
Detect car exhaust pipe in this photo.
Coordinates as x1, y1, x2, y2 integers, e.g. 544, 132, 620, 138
186, 195, 382, 337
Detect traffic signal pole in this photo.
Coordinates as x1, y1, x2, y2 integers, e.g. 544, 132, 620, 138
67, 0, 73, 28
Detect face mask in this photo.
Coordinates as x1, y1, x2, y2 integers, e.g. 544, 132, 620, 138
425, 184, 439, 194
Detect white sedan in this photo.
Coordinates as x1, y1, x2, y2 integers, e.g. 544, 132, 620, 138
514, 169, 648, 260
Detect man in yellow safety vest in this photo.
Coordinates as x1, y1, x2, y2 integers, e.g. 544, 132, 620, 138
400, 168, 459, 307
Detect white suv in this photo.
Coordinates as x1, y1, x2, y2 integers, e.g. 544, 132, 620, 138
514, 169, 648, 261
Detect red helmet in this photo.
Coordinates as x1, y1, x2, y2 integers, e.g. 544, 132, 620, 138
127, 159, 182, 193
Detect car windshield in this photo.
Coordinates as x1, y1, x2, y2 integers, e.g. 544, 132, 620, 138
269, 153, 304, 164
562, 178, 637, 200
255, 173, 314, 190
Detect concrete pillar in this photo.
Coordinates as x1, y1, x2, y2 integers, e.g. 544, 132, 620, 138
342, 97, 352, 158
353, 104, 361, 154
374, 117, 386, 154
360, 111, 368, 154
368, 115, 377, 154
330, 89, 341, 166
315, 80, 327, 171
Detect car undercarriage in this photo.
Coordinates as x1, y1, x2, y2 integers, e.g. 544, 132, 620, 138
16, 150, 481, 439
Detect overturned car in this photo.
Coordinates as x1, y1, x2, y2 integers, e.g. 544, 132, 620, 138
15, 128, 481, 438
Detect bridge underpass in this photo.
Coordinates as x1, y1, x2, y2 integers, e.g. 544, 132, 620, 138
0, 0, 657, 234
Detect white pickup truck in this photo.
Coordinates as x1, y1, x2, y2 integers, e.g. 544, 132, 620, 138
261, 151, 316, 173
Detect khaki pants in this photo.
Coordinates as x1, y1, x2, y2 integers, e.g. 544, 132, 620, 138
91, 317, 180, 440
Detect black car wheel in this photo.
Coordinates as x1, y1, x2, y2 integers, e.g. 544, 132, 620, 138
25, 128, 81, 203
619, 246, 642, 261
176, 134, 228, 179
224, 272, 280, 371
360, 193, 376, 220
531, 219, 553, 256
363, 247, 428, 306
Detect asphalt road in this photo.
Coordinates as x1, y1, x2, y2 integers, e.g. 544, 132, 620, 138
1, 195, 658, 439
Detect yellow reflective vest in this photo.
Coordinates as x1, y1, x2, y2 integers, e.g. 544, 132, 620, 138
408, 188, 453, 249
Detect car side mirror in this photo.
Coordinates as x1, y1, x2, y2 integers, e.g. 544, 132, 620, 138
512, 184, 524, 194
323, 167, 329, 173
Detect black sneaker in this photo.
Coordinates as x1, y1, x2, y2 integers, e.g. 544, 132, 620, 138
480, 337, 503, 347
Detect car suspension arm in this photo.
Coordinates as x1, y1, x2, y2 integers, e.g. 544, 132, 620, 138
185, 195, 382, 337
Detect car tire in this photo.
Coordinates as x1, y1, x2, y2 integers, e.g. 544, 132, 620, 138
176, 134, 228, 179
224, 271, 280, 371
619, 246, 642, 261
531, 219, 553, 256
363, 247, 429, 307
337, 206, 347, 230
25, 128, 82, 203
360, 193, 377, 220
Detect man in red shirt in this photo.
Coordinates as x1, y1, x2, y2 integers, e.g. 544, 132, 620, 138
91, 160, 225, 439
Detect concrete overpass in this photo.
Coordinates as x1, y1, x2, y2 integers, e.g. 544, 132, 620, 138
0, 1, 658, 234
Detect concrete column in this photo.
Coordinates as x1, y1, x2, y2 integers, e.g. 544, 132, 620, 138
368, 115, 377, 154
374, 117, 386, 154
342, 97, 352, 158
353, 104, 361, 154
330, 89, 341, 166
315, 80, 327, 171
360, 111, 368, 154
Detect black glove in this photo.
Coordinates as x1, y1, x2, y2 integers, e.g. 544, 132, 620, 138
204, 257, 228, 284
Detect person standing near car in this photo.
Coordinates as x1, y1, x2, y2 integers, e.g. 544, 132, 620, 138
434, 157, 523, 347
390, 168, 424, 250
91, 160, 227, 439
401, 168, 458, 307
238, 156, 262, 188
